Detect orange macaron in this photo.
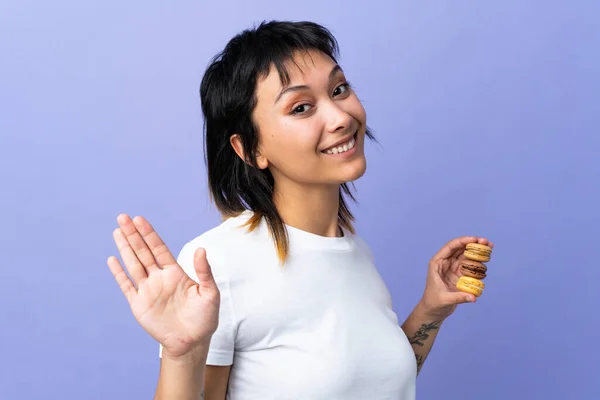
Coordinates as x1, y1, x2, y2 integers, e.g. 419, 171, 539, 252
456, 276, 485, 297
463, 243, 492, 262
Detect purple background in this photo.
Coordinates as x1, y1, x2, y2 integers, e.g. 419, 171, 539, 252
2, 1, 599, 399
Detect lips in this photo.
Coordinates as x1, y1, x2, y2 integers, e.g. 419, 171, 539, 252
321, 131, 357, 153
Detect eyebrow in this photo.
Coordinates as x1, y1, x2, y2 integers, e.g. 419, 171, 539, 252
274, 64, 344, 104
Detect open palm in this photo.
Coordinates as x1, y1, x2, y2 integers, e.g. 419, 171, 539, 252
107, 214, 220, 358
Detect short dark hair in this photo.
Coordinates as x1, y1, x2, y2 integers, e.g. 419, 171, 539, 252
199, 20, 375, 266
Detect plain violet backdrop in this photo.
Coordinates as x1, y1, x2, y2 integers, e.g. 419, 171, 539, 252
1, 0, 599, 399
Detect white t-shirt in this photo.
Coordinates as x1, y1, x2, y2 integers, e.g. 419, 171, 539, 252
159, 210, 416, 399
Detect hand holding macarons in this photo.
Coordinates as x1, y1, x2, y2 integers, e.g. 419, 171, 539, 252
418, 236, 494, 321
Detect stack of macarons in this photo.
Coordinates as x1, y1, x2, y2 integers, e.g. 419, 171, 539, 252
456, 243, 492, 298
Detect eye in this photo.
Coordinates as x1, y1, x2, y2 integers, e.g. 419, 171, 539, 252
291, 103, 312, 115
333, 82, 351, 97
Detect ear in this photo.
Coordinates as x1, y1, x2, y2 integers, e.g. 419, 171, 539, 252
230, 134, 269, 170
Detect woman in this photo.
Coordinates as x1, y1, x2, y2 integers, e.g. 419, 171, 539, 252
107, 20, 493, 400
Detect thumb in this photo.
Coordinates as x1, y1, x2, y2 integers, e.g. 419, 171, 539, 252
193, 248, 217, 289
442, 291, 477, 305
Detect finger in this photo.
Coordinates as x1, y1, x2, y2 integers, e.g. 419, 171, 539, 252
132, 216, 178, 268
476, 237, 493, 248
107, 255, 137, 304
117, 214, 161, 274
193, 248, 218, 292
441, 291, 477, 305
432, 236, 479, 263
113, 227, 147, 286
442, 272, 460, 288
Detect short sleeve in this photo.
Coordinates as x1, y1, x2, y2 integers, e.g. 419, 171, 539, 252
158, 240, 236, 366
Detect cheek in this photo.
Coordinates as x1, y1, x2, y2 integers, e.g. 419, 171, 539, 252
360, 106, 367, 124
282, 120, 320, 151
264, 122, 321, 164
350, 98, 367, 125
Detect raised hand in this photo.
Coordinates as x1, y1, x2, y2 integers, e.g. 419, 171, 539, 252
419, 236, 494, 320
107, 214, 220, 358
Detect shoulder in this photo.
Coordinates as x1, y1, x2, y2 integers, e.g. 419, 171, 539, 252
176, 211, 258, 277
180, 214, 246, 251
352, 233, 375, 263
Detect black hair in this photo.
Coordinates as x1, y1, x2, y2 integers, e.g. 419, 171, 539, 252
199, 20, 375, 266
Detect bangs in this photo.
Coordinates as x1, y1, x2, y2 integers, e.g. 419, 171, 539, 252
244, 21, 340, 87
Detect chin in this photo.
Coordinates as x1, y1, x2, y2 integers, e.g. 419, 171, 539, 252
339, 157, 367, 183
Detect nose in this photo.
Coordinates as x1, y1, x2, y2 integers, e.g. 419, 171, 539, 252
324, 100, 353, 134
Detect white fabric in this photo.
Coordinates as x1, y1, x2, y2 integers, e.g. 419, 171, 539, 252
159, 210, 416, 399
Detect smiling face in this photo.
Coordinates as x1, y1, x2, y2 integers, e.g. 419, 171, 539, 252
247, 49, 368, 190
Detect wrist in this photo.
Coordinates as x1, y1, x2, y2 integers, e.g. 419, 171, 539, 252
414, 298, 448, 322
162, 340, 212, 366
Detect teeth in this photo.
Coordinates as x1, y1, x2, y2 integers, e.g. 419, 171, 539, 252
325, 136, 355, 155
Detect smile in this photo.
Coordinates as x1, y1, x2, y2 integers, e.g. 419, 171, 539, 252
322, 132, 357, 155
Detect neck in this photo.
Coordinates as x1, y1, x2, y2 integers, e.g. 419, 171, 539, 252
273, 181, 342, 238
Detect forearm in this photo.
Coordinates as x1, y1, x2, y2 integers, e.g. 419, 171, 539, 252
401, 302, 443, 375
155, 344, 210, 400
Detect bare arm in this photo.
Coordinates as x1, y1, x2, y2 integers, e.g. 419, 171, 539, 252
107, 215, 225, 399
402, 236, 494, 374
400, 302, 442, 375
204, 365, 232, 400
155, 345, 209, 400
155, 343, 232, 400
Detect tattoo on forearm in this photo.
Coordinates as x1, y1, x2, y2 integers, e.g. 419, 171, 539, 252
201, 391, 204, 399
415, 354, 425, 372
408, 321, 441, 346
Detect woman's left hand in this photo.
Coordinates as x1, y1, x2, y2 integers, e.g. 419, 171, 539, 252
418, 236, 494, 321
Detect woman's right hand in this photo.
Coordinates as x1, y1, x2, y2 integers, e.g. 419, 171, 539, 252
107, 214, 220, 359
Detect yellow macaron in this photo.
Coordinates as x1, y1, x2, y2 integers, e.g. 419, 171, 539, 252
464, 243, 492, 262
456, 276, 485, 297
